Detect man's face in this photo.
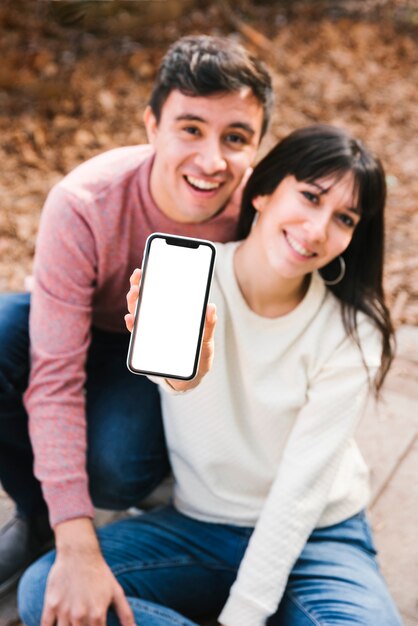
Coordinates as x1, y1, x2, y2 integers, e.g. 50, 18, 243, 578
144, 89, 264, 223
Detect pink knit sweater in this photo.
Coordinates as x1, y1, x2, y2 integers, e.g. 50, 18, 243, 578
23, 145, 243, 526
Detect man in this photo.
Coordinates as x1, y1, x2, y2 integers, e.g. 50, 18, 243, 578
0, 35, 272, 623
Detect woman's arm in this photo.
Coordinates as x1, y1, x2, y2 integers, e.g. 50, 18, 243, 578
219, 323, 380, 626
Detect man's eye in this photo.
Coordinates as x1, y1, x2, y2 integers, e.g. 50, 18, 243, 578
302, 191, 319, 204
225, 133, 247, 146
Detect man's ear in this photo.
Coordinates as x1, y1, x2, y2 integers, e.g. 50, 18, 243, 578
143, 106, 158, 144
252, 195, 268, 212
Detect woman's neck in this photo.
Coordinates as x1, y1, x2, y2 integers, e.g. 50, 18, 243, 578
234, 237, 310, 319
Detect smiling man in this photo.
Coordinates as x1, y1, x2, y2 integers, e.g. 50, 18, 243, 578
146, 88, 264, 223
0, 35, 272, 624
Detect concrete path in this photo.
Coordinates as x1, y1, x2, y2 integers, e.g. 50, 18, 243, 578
1, 326, 418, 626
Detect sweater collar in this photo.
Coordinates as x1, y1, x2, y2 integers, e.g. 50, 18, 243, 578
217, 241, 328, 329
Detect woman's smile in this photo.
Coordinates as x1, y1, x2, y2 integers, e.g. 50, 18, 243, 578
283, 231, 317, 259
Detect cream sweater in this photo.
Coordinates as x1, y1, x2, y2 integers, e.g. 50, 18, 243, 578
154, 241, 381, 626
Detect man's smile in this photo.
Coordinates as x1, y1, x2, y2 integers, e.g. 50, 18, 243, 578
184, 175, 223, 191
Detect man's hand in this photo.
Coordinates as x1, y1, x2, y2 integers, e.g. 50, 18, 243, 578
41, 518, 135, 626
125, 268, 217, 392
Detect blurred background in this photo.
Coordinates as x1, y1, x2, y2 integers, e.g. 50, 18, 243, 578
0, 0, 418, 325
0, 2, 418, 624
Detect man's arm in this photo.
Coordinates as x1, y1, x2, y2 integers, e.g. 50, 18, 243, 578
24, 184, 134, 624
24, 184, 97, 524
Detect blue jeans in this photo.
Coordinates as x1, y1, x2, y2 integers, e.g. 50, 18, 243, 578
18, 506, 402, 626
0, 292, 169, 518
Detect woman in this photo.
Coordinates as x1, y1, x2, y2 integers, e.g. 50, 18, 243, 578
19, 125, 402, 626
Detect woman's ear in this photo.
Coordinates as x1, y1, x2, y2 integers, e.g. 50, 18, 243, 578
143, 106, 158, 145
252, 195, 268, 212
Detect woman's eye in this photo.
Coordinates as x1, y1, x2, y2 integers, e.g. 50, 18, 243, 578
338, 213, 356, 228
182, 126, 200, 136
302, 191, 319, 204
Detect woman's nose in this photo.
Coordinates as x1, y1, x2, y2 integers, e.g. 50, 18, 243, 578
304, 215, 330, 243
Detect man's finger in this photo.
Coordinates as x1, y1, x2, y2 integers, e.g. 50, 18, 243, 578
86, 610, 106, 626
67, 613, 87, 626
41, 606, 57, 626
113, 585, 136, 626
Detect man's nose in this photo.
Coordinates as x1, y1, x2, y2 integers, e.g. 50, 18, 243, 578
194, 138, 227, 174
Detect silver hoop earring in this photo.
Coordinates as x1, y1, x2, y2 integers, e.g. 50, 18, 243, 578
322, 256, 346, 286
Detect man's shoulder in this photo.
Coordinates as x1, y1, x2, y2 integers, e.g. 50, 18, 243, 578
56, 144, 154, 201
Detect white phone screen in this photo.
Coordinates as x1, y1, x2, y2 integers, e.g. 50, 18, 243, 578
127, 234, 216, 380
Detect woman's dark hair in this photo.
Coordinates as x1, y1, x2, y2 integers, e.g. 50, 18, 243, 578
237, 125, 394, 391
149, 35, 273, 139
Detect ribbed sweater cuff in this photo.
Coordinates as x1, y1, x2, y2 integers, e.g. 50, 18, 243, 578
43, 478, 95, 527
219, 592, 269, 626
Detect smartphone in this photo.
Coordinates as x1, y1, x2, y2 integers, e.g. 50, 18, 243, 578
127, 233, 217, 380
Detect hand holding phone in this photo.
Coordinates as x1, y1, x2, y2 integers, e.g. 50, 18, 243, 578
126, 233, 217, 387
126, 273, 216, 391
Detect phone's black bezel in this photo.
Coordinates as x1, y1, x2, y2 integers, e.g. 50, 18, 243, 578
127, 232, 217, 380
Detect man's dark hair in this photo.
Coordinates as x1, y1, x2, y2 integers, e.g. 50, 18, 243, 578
149, 35, 273, 139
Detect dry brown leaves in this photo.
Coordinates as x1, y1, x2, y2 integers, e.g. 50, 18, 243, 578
0, 0, 417, 325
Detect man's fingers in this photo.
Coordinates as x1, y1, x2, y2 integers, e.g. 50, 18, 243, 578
113, 585, 136, 626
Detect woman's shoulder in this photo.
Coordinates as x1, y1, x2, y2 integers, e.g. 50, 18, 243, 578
211, 241, 240, 290
212, 240, 238, 259
315, 286, 382, 370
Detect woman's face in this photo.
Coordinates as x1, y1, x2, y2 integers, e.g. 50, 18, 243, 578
252, 172, 361, 280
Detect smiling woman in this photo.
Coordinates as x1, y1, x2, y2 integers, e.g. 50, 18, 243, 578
238, 124, 393, 389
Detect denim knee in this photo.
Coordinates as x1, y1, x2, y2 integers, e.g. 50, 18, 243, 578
0, 292, 30, 395
88, 452, 137, 508
18, 551, 54, 626
88, 450, 169, 510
